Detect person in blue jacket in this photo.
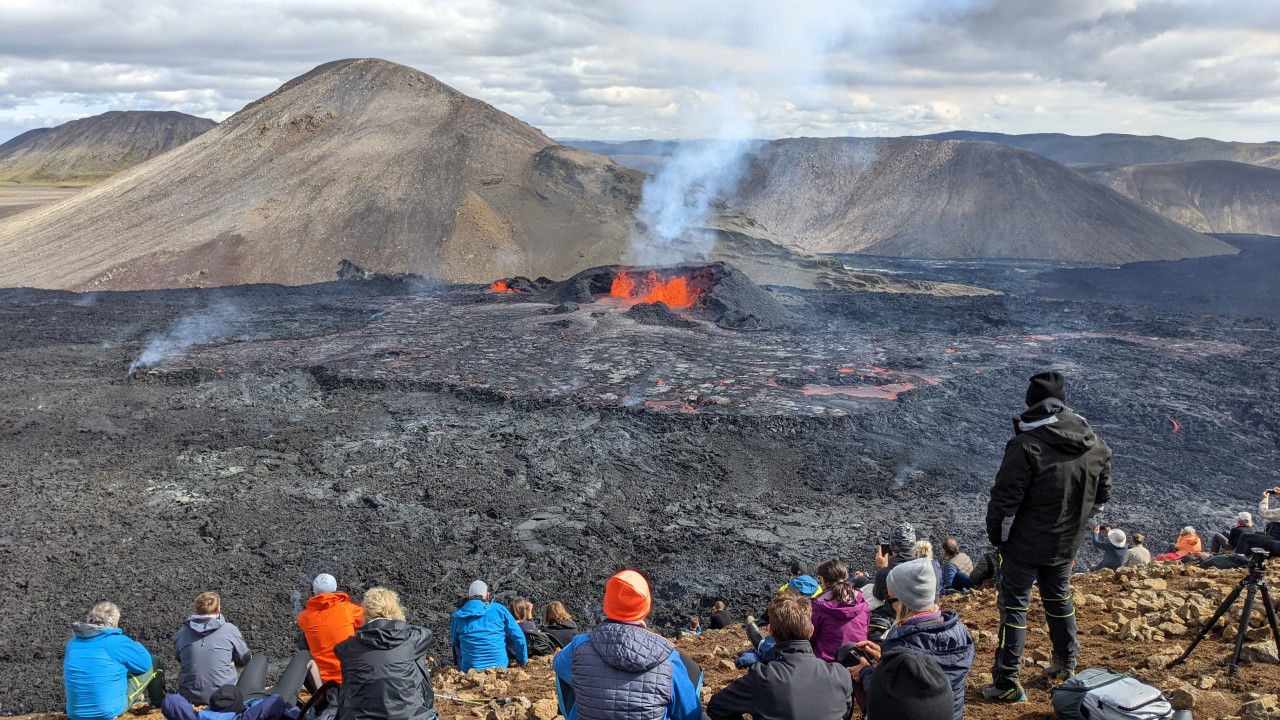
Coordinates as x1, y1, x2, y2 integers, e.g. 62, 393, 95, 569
554, 570, 703, 720
64, 601, 165, 720
449, 580, 528, 672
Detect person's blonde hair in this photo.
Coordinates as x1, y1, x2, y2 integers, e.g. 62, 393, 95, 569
912, 539, 934, 560
544, 601, 572, 625
87, 601, 120, 627
509, 597, 533, 622
711, 601, 726, 613
362, 587, 406, 621
194, 592, 221, 615
766, 594, 813, 642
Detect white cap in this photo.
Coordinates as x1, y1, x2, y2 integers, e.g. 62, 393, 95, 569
468, 580, 488, 598
1108, 529, 1127, 548
1181, 526, 1197, 535
312, 573, 338, 595
1238, 512, 1253, 526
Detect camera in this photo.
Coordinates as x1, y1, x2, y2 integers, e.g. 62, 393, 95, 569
835, 642, 865, 667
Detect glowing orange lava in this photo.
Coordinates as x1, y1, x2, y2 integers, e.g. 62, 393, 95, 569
609, 271, 702, 309
1170, 417, 1181, 433
489, 279, 517, 293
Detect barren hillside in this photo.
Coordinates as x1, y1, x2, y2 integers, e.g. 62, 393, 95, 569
0, 111, 215, 185
922, 131, 1280, 169
731, 138, 1237, 264
1076, 161, 1280, 235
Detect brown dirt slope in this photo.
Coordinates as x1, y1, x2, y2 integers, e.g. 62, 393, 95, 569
0, 111, 214, 186
1076, 161, 1280, 236
0, 59, 987, 296
731, 138, 1239, 264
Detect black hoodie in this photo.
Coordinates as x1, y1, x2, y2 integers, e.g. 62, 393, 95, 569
986, 399, 1112, 565
334, 619, 434, 720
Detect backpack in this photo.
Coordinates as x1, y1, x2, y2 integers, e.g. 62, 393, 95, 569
525, 630, 559, 657
298, 681, 340, 720
1052, 669, 1173, 720
1265, 521, 1280, 542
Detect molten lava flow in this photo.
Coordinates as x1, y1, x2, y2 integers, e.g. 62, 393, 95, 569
1170, 417, 1181, 433
489, 279, 516, 293
609, 271, 702, 309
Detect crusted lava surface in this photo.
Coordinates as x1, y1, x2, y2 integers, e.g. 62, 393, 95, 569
1, 269, 1278, 711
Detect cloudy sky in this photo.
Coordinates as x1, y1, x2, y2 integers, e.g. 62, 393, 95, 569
2, 0, 1279, 144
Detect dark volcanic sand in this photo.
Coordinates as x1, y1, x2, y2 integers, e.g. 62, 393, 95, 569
1, 276, 1278, 712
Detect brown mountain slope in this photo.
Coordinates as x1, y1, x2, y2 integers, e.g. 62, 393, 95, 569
1075, 160, 1280, 235
0, 111, 215, 185
922, 130, 1280, 169
731, 137, 1238, 264
0, 59, 986, 295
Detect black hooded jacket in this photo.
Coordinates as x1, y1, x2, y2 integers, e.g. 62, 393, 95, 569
706, 640, 853, 720
986, 399, 1113, 565
334, 619, 435, 720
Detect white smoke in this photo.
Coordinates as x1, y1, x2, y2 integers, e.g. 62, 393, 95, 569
128, 300, 240, 373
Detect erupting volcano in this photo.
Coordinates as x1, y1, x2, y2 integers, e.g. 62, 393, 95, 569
608, 271, 703, 309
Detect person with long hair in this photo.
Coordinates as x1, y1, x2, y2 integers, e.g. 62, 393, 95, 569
809, 559, 869, 662
335, 588, 435, 720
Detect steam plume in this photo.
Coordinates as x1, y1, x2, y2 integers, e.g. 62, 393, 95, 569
128, 300, 240, 373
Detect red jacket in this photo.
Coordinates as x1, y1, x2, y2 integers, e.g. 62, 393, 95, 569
297, 592, 364, 683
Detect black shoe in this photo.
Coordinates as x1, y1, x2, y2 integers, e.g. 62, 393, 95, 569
981, 681, 1027, 703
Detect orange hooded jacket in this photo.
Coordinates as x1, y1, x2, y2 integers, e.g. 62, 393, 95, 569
1175, 534, 1202, 557
297, 592, 364, 683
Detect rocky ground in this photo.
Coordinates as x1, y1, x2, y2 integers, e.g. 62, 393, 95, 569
0, 271, 1278, 713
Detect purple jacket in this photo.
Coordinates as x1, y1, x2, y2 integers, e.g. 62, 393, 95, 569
810, 590, 869, 662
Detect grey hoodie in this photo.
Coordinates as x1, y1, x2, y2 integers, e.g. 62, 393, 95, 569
174, 615, 251, 705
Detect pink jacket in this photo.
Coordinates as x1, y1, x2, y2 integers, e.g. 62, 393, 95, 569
810, 588, 870, 661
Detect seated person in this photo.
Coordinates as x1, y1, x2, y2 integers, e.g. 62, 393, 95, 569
64, 601, 166, 720
1210, 512, 1256, 554
1154, 526, 1203, 562
296, 573, 364, 685
554, 570, 702, 720
508, 597, 537, 635
449, 580, 527, 672
161, 652, 317, 720
708, 601, 732, 630
967, 546, 1001, 588
848, 559, 975, 720
682, 616, 703, 637
865, 650, 956, 720
1124, 533, 1151, 567
542, 602, 579, 649
810, 559, 869, 662
1090, 526, 1129, 571
336, 587, 436, 720
175, 592, 252, 705
706, 593, 853, 720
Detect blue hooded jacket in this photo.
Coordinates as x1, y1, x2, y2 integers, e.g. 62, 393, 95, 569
782, 575, 821, 597
64, 623, 154, 720
449, 599, 528, 672
861, 611, 974, 720
553, 622, 702, 720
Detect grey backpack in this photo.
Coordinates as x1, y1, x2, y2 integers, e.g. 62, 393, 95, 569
1052, 668, 1173, 720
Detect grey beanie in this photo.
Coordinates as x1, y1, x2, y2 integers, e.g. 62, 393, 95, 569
890, 523, 917, 556
887, 558, 938, 612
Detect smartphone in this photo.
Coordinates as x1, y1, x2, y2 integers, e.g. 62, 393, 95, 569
878, 543, 891, 555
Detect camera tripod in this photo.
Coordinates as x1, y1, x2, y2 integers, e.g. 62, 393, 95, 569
1168, 549, 1280, 676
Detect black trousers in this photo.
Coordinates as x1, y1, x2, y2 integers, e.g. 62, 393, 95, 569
238, 651, 315, 703
991, 554, 1079, 686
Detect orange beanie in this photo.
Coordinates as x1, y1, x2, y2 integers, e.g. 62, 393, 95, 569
604, 570, 652, 622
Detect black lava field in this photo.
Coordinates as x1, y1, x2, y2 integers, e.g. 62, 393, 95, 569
1, 259, 1278, 712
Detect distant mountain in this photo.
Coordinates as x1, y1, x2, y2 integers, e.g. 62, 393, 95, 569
1075, 160, 1280, 235
919, 131, 1280, 169
729, 138, 1237, 264
0, 111, 215, 185
0, 59, 966, 295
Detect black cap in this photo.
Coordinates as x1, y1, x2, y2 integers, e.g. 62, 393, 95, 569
866, 649, 954, 720
1025, 370, 1066, 407
209, 685, 245, 713
789, 560, 809, 576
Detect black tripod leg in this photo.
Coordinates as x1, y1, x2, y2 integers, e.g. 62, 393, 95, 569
1169, 581, 1245, 668
1229, 583, 1259, 676
1258, 582, 1280, 654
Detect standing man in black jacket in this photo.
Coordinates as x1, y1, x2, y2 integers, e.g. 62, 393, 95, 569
706, 593, 853, 720
982, 371, 1112, 703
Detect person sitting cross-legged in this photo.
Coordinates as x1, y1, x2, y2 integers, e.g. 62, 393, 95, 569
450, 580, 527, 672
175, 592, 252, 706
64, 601, 166, 720
706, 592, 853, 720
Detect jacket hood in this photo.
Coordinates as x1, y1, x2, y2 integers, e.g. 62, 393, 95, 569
307, 592, 352, 611
813, 592, 867, 620
454, 598, 488, 620
589, 621, 673, 673
547, 620, 578, 630
1017, 402, 1095, 455
788, 575, 821, 596
71, 622, 118, 639
185, 614, 226, 635
353, 618, 412, 650
889, 611, 965, 642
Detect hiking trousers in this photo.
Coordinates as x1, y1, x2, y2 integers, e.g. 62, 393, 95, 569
992, 554, 1078, 686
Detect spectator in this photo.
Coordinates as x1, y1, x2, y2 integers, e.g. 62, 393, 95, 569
542, 602, 579, 649
741, 613, 779, 667
810, 559, 869, 662
849, 558, 975, 720
682, 617, 703, 637
296, 573, 364, 685
911, 540, 946, 599
449, 580, 527, 672
1089, 527, 1129, 571
708, 601, 732, 630
869, 523, 918, 638
554, 570, 702, 720
1210, 512, 1256, 554
706, 593, 853, 720
967, 546, 1001, 589
940, 539, 973, 594
160, 652, 317, 720
1155, 527, 1203, 562
941, 538, 973, 575
335, 587, 436, 720
508, 597, 537, 635
983, 371, 1112, 701
1260, 486, 1280, 528
64, 601, 166, 720
864, 650, 955, 720
1125, 533, 1151, 567
780, 560, 821, 598
174, 592, 251, 705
